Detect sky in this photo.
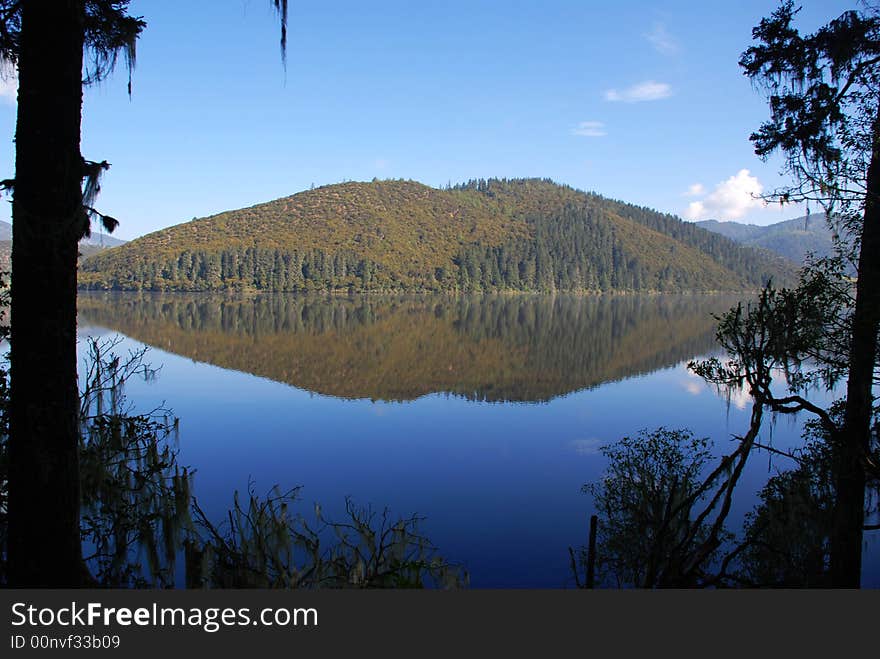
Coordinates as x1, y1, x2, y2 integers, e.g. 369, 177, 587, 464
0, 0, 857, 241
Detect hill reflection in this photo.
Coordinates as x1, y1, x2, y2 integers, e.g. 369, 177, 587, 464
77, 293, 738, 403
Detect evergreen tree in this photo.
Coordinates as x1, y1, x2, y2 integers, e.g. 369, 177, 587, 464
740, 0, 880, 587
0, 0, 287, 587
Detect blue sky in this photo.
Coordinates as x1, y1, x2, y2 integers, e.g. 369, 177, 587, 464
0, 0, 855, 240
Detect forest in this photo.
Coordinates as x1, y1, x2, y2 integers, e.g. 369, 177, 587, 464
78, 178, 793, 294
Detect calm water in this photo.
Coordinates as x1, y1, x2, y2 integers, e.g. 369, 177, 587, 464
76, 292, 878, 587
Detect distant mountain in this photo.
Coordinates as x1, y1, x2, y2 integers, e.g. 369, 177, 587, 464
79, 178, 794, 293
81, 231, 128, 249
0, 220, 126, 247
696, 214, 835, 264
0, 220, 126, 271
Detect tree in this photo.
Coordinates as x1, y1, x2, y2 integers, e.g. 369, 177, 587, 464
0, 0, 287, 587
739, 0, 880, 587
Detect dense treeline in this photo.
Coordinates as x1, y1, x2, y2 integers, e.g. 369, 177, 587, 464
452, 179, 790, 291
78, 292, 737, 402
79, 179, 794, 293
81, 246, 388, 292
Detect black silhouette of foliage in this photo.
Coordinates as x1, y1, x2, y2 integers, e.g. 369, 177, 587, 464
741, 0, 880, 243
726, 1, 880, 586
739, 431, 837, 587
0, 2, 143, 76
0, 1, 145, 238
0, 272, 8, 583
0, 269, 460, 588
580, 428, 743, 588
81, 1, 145, 89
0, 0, 288, 588
581, 413, 877, 588
187, 488, 466, 589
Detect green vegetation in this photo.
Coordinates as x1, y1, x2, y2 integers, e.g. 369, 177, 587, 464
79, 178, 794, 294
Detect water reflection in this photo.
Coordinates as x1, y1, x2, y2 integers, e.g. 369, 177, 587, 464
76, 291, 829, 588
575, 422, 857, 588
78, 293, 740, 403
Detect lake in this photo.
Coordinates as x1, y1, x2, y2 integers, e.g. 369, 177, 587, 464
76, 292, 879, 587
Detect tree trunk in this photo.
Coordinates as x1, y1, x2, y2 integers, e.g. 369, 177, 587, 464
7, 1, 86, 587
829, 103, 880, 588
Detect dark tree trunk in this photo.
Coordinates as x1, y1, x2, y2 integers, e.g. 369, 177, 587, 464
829, 103, 880, 588
7, 1, 86, 587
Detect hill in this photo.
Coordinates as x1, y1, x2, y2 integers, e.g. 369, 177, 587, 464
696, 214, 835, 264
0, 220, 126, 271
79, 178, 794, 293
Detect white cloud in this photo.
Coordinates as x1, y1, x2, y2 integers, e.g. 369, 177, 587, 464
644, 23, 679, 55
684, 169, 765, 221
572, 121, 606, 137
604, 80, 672, 103
724, 386, 751, 411
686, 200, 706, 219
680, 370, 705, 396
683, 380, 703, 396
0, 59, 17, 104
684, 183, 705, 197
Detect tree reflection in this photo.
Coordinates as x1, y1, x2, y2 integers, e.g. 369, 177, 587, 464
577, 428, 730, 588
738, 437, 834, 587
187, 488, 466, 589
580, 415, 878, 588
78, 336, 192, 587
78, 292, 733, 403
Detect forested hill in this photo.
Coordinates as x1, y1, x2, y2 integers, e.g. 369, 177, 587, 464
78, 178, 795, 293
